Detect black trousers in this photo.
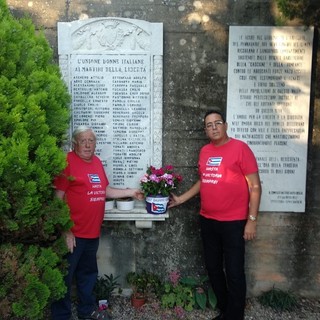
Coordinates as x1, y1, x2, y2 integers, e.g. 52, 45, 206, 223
200, 216, 247, 320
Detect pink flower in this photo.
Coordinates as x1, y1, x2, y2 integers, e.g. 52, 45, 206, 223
164, 165, 174, 171
98, 304, 108, 310
140, 174, 149, 183
149, 174, 160, 182
196, 287, 205, 294
174, 306, 185, 319
163, 173, 173, 180
169, 270, 180, 287
155, 168, 165, 175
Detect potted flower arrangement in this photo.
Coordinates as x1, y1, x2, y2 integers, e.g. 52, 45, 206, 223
140, 165, 182, 214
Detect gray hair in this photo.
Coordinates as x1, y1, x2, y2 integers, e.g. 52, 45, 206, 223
71, 126, 96, 147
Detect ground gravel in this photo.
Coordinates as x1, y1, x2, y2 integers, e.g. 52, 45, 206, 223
72, 295, 320, 320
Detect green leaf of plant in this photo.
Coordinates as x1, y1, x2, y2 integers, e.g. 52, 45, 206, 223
208, 286, 217, 310
195, 291, 207, 310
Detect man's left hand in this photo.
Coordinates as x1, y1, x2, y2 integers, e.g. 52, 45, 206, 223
244, 221, 257, 241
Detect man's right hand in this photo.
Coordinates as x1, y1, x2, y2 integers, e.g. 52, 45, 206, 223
63, 230, 76, 253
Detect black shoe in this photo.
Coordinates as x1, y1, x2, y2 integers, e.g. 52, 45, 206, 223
212, 313, 225, 320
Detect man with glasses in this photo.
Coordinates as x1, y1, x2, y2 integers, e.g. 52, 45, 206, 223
169, 110, 261, 320
51, 126, 143, 320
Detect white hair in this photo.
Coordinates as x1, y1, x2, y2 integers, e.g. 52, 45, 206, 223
71, 126, 96, 147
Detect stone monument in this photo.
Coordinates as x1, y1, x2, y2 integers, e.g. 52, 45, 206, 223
58, 18, 163, 189
227, 26, 314, 212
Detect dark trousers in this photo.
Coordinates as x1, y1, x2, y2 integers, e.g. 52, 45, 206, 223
51, 237, 99, 320
200, 216, 247, 320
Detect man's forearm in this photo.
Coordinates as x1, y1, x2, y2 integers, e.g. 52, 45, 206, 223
178, 180, 201, 204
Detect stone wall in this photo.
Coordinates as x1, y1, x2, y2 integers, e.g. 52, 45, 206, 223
7, 0, 320, 297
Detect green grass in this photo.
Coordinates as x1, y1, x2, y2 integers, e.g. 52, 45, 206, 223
258, 286, 298, 311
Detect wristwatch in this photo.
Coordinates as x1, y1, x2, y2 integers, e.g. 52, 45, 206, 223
248, 215, 257, 222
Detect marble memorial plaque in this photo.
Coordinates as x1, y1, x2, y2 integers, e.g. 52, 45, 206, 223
58, 18, 163, 188
227, 26, 314, 212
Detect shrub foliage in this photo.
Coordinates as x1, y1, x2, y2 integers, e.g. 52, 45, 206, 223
276, 0, 320, 27
0, 0, 72, 318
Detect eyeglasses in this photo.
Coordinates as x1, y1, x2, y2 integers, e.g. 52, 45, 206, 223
77, 139, 96, 145
205, 120, 224, 130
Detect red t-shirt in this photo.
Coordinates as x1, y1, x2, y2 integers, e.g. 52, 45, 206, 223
54, 151, 109, 238
198, 138, 258, 221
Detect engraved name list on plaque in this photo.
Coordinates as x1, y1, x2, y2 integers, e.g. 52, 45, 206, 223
58, 18, 163, 189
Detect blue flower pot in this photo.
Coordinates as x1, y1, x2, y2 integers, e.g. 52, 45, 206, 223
145, 195, 169, 214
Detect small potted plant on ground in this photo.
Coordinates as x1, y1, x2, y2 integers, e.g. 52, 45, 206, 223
126, 271, 161, 308
94, 274, 121, 310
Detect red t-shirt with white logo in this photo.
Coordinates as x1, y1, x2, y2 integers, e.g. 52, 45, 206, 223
54, 151, 109, 238
198, 138, 258, 221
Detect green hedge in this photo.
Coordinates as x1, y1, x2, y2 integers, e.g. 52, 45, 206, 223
0, 0, 72, 318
